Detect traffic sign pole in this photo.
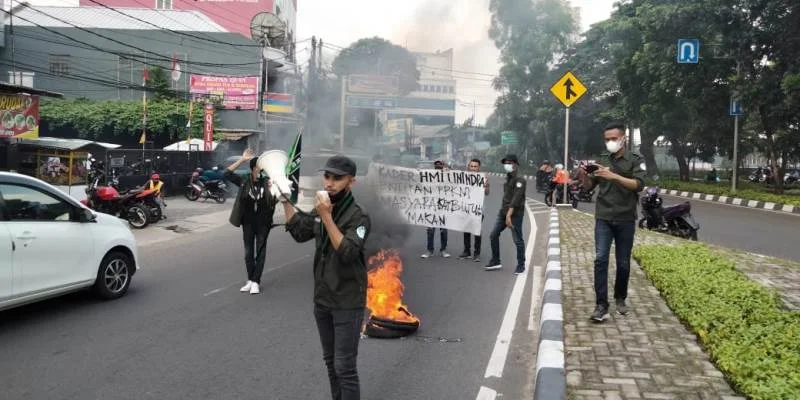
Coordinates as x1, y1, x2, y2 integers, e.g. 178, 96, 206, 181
563, 107, 570, 205
732, 114, 739, 193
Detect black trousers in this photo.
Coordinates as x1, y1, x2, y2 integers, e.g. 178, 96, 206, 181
242, 222, 270, 284
314, 305, 364, 400
463, 215, 485, 255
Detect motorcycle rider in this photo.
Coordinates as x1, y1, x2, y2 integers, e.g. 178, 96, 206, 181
549, 164, 569, 205
143, 173, 166, 216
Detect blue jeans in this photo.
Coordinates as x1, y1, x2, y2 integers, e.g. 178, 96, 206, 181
594, 219, 636, 306
489, 212, 525, 268
426, 227, 448, 252
314, 306, 364, 400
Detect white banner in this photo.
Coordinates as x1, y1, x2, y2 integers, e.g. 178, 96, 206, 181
366, 163, 487, 236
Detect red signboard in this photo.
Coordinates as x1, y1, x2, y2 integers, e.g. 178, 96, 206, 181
0, 94, 39, 139
190, 75, 260, 110
203, 104, 214, 151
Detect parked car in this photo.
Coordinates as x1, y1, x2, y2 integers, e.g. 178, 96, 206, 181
0, 172, 139, 312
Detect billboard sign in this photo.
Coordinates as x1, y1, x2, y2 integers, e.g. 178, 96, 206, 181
190, 75, 259, 110
263, 93, 294, 113
347, 75, 400, 96
0, 94, 39, 139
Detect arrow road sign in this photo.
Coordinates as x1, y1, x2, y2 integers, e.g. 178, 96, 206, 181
730, 98, 744, 116
677, 39, 700, 64
550, 71, 587, 107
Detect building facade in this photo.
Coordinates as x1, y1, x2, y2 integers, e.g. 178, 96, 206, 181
383, 49, 456, 126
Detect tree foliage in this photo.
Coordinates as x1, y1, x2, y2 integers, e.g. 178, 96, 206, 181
40, 98, 211, 147
332, 37, 420, 95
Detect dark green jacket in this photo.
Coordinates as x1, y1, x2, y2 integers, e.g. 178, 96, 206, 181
285, 192, 371, 309
225, 170, 277, 228
501, 170, 527, 216
589, 150, 647, 221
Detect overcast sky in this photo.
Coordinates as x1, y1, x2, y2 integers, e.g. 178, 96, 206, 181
297, 0, 617, 125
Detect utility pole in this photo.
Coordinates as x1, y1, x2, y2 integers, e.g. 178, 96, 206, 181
308, 36, 317, 138
731, 60, 741, 193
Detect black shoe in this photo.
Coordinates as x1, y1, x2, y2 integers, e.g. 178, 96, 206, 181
590, 304, 610, 322
457, 251, 471, 260
514, 266, 525, 275
615, 299, 629, 315
484, 261, 502, 271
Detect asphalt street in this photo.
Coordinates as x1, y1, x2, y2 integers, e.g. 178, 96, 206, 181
0, 178, 550, 400
538, 186, 800, 262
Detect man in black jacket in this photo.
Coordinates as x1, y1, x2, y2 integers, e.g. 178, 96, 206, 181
283, 155, 371, 400
225, 148, 278, 295
485, 154, 527, 274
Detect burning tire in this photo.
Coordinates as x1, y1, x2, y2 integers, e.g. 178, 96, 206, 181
363, 319, 416, 339
369, 315, 420, 332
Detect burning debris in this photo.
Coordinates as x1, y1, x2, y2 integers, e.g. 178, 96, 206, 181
364, 249, 420, 339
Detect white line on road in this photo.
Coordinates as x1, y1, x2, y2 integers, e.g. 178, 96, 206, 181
483, 199, 537, 379
202, 254, 311, 297
476, 386, 497, 400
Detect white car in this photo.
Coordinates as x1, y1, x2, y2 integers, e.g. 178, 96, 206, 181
0, 172, 139, 311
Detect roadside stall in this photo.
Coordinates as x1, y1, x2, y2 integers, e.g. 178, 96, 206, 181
14, 137, 120, 186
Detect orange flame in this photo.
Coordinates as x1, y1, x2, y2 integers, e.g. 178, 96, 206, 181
366, 249, 420, 324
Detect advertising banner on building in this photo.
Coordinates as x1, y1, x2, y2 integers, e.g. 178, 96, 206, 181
190, 75, 259, 110
263, 93, 294, 113
0, 94, 39, 139
384, 118, 411, 145
203, 104, 214, 151
347, 75, 400, 95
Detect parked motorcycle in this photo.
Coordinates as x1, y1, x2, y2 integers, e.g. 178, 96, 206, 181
784, 169, 800, 186
570, 181, 594, 203
185, 172, 227, 203
748, 166, 774, 184
545, 181, 578, 208
82, 184, 152, 229
638, 187, 700, 240
536, 171, 552, 193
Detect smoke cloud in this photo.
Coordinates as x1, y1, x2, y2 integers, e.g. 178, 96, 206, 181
353, 181, 411, 257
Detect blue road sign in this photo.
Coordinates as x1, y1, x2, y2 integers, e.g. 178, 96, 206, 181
677, 39, 700, 64
730, 99, 744, 116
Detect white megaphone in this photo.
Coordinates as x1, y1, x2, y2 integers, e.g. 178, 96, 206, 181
256, 150, 294, 199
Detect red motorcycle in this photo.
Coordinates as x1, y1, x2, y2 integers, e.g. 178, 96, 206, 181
81, 184, 152, 229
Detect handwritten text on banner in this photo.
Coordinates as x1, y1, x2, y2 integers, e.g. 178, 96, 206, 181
367, 163, 486, 236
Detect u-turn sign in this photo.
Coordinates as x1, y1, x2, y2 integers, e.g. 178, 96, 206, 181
677, 39, 700, 64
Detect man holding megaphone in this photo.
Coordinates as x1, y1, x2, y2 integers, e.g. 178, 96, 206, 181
281, 155, 371, 400
225, 148, 279, 295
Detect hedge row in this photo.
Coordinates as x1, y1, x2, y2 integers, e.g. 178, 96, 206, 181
649, 179, 800, 207
633, 244, 800, 400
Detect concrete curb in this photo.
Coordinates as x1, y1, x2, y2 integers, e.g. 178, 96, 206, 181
649, 187, 800, 216
534, 208, 565, 400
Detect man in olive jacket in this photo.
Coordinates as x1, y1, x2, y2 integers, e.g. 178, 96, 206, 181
283, 155, 371, 400
225, 148, 278, 295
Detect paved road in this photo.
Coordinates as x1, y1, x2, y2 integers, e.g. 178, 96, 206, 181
0, 181, 551, 400
540, 187, 800, 262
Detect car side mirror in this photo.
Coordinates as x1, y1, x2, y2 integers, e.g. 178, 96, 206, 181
80, 208, 97, 223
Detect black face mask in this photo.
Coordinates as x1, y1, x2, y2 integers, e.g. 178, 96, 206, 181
329, 189, 350, 204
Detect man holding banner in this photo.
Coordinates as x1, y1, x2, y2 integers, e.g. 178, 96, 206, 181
485, 154, 527, 274
421, 160, 451, 259
458, 158, 489, 262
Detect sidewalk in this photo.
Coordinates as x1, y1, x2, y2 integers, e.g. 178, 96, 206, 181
648, 186, 800, 216
559, 209, 744, 400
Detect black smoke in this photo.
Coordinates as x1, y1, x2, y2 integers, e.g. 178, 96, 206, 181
353, 182, 410, 258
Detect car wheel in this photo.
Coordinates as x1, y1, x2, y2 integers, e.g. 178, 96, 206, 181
93, 251, 133, 300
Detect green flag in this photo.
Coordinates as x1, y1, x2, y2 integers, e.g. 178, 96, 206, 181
285, 128, 302, 204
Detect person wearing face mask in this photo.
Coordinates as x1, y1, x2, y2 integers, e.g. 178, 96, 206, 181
581, 122, 647, 322
422, 160, 451, 259
225, 148, 278, 295
282, 155, 371, 400
485, 154, 527, 274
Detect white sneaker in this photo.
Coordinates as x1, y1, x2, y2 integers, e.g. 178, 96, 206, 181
441, 251, 451, 258
421, 251, 434, 259
240, 281, 253, 292
249, 282, 260, 294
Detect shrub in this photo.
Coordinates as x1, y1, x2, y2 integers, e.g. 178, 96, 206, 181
633, 244, 800, 400
649, 179, 800, 207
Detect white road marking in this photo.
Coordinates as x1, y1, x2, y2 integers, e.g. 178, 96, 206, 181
202, 254, 311, 297
483, 199, 537, 379
476, 386, 497, 400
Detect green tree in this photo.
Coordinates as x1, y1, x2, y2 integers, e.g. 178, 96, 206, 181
146, 67, 178, 101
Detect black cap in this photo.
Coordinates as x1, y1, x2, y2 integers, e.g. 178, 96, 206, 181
319, 155, 357, 176
501, 154, 519, 164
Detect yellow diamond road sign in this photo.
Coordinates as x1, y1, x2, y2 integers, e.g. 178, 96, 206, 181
550, 71, 587, 107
